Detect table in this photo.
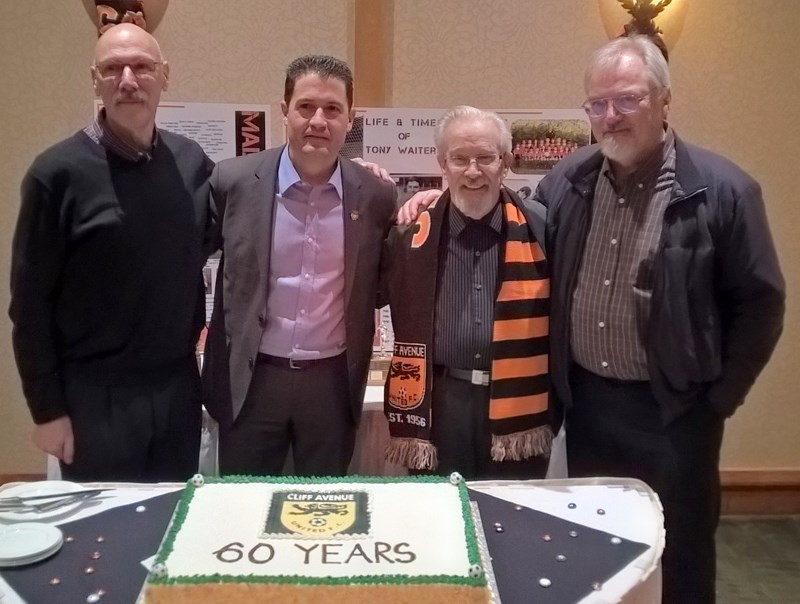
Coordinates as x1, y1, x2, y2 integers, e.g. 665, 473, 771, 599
0, 477, 662, 604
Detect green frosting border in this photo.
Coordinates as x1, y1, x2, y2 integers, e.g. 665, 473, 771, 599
150, 474, 486, 589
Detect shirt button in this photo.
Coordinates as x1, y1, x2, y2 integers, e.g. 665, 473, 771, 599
474, 283, 482, 290
475, 319, 482, 325
307, 237, 313, 243
618, 197, 625, 205
258, 313, 265, 326
610, 238, 618, 245
601, 361, 609, 368
475, 353, 481, 359
603, 279, 611, 286
637, 183, 644, 189
598, 321, 605, 328
475, 251, 481, 258
248, 357, 254, 370
300, 309, 306, 315
304, 273, 310, 280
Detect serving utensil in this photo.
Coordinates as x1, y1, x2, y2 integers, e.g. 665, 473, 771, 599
0, 489, 108, 512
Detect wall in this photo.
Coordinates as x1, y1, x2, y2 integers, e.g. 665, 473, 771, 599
0, 0, 797, 474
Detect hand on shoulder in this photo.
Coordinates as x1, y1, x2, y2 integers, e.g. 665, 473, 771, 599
397, 190, 442, 225
350, 157, 394, 184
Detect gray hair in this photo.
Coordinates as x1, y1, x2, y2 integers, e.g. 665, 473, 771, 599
433, 105, 512, 158
585, 35, 671, 94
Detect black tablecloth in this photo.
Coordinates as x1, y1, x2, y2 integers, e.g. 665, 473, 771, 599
1, 490, 183, 604
470, 489, 649, 603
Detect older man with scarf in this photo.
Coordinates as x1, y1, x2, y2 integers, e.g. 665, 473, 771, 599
382, 106, 552, 479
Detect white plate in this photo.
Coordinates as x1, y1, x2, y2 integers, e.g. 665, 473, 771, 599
0, 480, 84, 522
0, 523, 63, 566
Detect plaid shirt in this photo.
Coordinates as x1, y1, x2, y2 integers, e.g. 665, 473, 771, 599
570, 129, 676, 380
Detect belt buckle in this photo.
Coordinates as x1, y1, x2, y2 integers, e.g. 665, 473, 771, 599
288, 358, 303, 370
471, 370, 490, 386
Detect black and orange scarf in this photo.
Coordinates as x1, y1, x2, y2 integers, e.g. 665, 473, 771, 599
384, 187, 552, 470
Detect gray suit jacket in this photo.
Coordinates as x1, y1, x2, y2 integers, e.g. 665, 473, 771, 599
203, 146, 396, 428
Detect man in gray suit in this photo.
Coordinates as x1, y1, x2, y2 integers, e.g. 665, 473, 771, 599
203, 55, 396, 476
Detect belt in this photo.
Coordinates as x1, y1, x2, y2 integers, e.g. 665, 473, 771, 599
570, 363, 648, 386
434, 365, 490, 387
257, 353, 343, 370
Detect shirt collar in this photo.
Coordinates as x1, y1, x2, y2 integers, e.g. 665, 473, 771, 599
449, 198, 503, 237
277, 146, 343, 199
84, 108, 158, 163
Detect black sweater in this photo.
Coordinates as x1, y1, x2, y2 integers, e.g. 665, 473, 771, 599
10, 130, 214, 423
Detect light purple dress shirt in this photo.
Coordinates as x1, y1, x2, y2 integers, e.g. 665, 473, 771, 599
258, 147, 346, 360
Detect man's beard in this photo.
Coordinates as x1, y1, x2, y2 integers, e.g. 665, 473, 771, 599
599, 133, 638, 169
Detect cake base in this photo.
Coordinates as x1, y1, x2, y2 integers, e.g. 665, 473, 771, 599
146, 582, 488, 604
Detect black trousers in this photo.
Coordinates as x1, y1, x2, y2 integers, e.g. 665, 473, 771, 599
414, 370, 548, 480
61, 358, 202, 482
219, 353, 355, 477
566, 364, 724, 604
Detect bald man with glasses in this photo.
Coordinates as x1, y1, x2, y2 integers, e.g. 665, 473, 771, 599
10, 23, 214, 482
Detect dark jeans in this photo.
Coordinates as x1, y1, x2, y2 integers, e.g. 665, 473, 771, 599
61, 358, 202, 482
567, 364, 724, 604
219, 353, 355, 476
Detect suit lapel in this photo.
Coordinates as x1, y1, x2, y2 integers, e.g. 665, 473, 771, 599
341, 159, 363, 311
252, 149, 281, 293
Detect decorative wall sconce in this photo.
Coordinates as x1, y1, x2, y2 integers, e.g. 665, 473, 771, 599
597, 0, 689, 54
81, 0, 169, 34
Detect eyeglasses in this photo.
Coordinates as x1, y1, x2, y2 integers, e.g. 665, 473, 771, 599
445, 154, 500, 169
93, 60, 165, 81
582, 92, 651, 118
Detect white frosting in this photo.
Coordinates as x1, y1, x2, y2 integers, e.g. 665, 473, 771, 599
164, 482, 473, 579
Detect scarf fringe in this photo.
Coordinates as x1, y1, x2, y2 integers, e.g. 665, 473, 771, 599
385, 437, 438, 470
491, 425, 553, 462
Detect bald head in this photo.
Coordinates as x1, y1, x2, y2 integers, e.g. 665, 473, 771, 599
90, 23, 169, 149
94, 23, 163, 64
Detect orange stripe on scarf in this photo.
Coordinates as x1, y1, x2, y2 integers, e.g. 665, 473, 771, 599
497, 278, 550, 301
491, 355, 548, 380
494, 317, 549, 341
489, 393, 549, 420
504, 202, 527, 225
505, 240, 545, 263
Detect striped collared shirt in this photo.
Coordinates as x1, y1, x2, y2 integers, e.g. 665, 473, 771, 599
83, 109, 157, 162
570, 129, 677, 380
433, 200, 503, 371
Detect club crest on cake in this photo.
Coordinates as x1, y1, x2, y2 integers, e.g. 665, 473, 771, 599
264, 490, 371, 538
